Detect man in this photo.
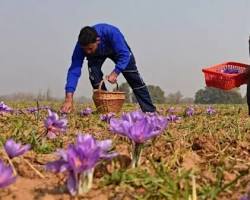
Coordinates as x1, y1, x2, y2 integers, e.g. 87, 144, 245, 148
61, 23, 156, 113
247, 36, 250, 115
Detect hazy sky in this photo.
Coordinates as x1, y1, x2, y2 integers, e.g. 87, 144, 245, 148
0, 0, 250, 99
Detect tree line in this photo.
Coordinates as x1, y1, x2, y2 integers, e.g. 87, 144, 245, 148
118, 82, 246, 104
0, 84, 246, 104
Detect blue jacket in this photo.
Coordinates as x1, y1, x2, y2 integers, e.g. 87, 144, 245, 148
65, 23, 131, 93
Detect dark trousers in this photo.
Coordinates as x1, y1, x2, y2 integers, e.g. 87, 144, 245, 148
87, 54, 156, 113
247, 82, 250, 115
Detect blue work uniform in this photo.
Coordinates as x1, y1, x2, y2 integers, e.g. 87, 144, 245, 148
65, 23, 156, 112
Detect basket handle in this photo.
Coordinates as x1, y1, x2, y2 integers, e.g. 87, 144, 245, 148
98, 79, 119, 91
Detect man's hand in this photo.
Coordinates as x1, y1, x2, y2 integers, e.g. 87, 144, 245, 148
106, 71, 118, 84
60, 93, 74, 113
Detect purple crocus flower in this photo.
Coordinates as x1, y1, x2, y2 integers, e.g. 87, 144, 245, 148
207, 106, 216, 115
44, 109, 68, 139
166, 114, 181, 122
0, 160, 16, 188
68, 146, 99, 174
46, 143, 100, 175
121, 110, 145, 122
167, 107, 175, 114
109, 111, 167, 167
100, 112, 115, 123
128, 118, 162, 143
80, 107, 92, 116
0, 101, 13, 113
76, 134, 118, 159
240, 195, 250, 200
186, 106, 194, 117
46, 134, 117, 195
109, 111, 168, 144
46, 146, 98, 195
4, 139, 31, 159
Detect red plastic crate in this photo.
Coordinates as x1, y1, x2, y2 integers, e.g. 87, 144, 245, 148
202, 62, 249, 90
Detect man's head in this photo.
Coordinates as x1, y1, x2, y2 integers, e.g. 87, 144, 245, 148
78, 26, 100, 55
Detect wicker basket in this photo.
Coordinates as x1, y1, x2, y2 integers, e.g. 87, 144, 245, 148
92, 80, 125, 113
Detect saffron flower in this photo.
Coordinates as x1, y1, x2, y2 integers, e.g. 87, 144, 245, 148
46, 134, 117, 196
221, 67, 240, 74
4, 139, 31, 159
0, 160, 16, 188
44, 109, 68, 139
207, 106, 216, 115
240, 195, 250, 200
80, 107, 92, 116
110, 111, 167, 143
185, 106, 194, 117
167, 106, 175, 114
0, 102, 12, 113
166, 114, 181, 122
100, 112, 115, 123
109, 111, 167, 167
3, 139, 44, 178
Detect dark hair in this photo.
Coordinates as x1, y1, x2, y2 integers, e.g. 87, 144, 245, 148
78, 26, 98, 46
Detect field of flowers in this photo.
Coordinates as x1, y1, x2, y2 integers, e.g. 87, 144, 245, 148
0, 101, 249, 200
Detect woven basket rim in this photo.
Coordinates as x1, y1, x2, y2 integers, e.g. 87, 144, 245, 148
93, 89, 125, 94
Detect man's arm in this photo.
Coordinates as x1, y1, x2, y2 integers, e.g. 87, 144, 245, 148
65, 42, 85, 93
109, 27, 131, 75
61, 42, 84, 113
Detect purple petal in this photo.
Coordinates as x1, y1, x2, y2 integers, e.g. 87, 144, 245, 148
109, 118, 130, 136
0, 160, 16, 188
48, 109, 59, 121
100, 152, 118, 159
121, 111, 144, 123
97, 140, 112, 151
129, 118, 155, 143
167, 107, 175, 114
44, 118, 53, 128
97, 139, 118, 159
186, 107, 194, 116
240, 195, 250, 200
4, 139, 30, 158
0, 102, 13, 113
76, 134, 96, 151
80, 107, 92, 116
44, 110, 68, 138
207, 106, 216, 115
67, 147, 86, 173
100, 112, 115, 123
56, 149, 68, 161
167, 114, 181, 122
54, 118, 68, 130
46, 160, 69, 173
